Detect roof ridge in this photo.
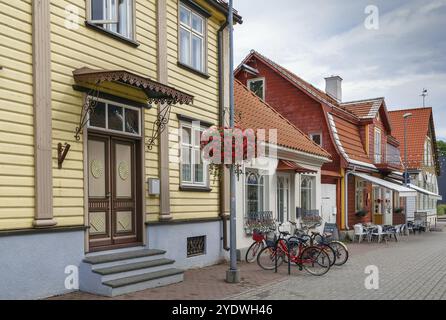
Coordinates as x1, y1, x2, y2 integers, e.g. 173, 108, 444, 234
389, 107, 433, 113
234, 79, 331, 158
243, 50, 360, 119
341, 97, 384, 105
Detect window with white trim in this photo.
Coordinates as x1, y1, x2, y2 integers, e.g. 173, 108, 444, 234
301, 176, 315, 211
247, 78, 265, 100
374, 128, 382, 163
180, 121, 207, 187
309, 133, 322, 147
88, 98, 141, 136
179, 4, 206, 72
88, 0, 134, 40
424, 137, 432, 166
355, 178, 368, 212
245, 170, 265, 215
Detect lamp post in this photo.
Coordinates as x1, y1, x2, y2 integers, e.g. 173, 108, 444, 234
226, 0, 240, 283
403, 113, 412, 235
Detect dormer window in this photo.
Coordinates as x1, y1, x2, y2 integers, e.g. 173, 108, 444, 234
247, 78, 265, 100
309, 133, 322, 146
374, 128, 382, 163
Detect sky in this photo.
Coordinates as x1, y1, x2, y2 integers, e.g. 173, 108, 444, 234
233, 0, 446, 139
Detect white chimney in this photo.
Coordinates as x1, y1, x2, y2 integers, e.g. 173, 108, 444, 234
325, 75, 343, 102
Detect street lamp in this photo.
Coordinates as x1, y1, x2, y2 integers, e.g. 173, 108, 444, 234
403, 113, 412, 235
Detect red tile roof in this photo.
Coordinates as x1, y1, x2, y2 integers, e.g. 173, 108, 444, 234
327, 113, 373, 166
234, 80, 331, 159
341, 98, 384, 119
388, 107, 434, 169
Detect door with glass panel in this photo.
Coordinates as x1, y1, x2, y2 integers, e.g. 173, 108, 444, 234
277, 176, 290, 223
88, 135, 140, 250
87, 99, 142, 251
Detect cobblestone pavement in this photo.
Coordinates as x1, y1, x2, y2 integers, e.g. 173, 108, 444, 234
228, 223, 446, 300
52, 223, 445, 300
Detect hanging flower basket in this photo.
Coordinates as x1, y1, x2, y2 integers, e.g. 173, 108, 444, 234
355, 209, 369, 218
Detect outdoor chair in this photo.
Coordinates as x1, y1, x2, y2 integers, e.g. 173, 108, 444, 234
370, 225, 385, 243
353, 224, 368, 243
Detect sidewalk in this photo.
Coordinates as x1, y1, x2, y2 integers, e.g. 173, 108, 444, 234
50, 260, 290, 300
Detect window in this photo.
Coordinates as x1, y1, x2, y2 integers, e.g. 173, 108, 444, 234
247, 78, 265, 100
374, 128, 382, 163
355, 179, 368, 212
424, 138, 432, 166
245, 171, 265, 215
88, 0, 134, 39
309, 133, 322, 146
88, 98, 141, 136
277, 176, 290, 223
301, 176, 315, 211
187, 236, 206, 257
180, 122, 207, 187
179, 4, 206, 72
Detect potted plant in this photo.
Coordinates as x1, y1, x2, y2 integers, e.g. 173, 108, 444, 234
355, 209, 369, 218
394, 207, 404, 215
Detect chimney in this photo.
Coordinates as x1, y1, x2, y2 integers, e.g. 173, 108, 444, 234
325, 75, 343, 102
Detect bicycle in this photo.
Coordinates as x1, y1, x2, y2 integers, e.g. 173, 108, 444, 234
290, 222, 337, 267
257, 224, 331, 276
292, 221, 349, 266
245, 229, 268, 263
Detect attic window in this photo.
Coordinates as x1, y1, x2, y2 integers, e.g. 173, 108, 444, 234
310, 133, 322, 146
247, 78, 265, 100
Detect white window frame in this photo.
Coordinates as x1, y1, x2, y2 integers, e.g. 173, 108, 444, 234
180, 121, 208, 187
276, 174, 290, 223
87, 0, 135, 40
247, 77, 265, 100
178, 4, 206, 73
300, 175, 315, 211
309, 132, 323, 147
87, 97, 141, 137
355, 178, 368, 212
245, 169, 265, 216
374, 128, 382, 163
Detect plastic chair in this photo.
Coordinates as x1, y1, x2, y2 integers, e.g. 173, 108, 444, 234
370, 225, 384, 243
353, 224, 368, 243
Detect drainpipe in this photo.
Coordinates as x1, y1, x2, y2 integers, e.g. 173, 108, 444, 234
218, 20, 230, 251
344, 168, 356, 230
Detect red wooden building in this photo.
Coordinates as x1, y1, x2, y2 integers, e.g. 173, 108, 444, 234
235, 50, 416, 230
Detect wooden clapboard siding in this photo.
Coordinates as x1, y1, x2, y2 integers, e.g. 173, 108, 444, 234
156, 0, 222, 223
49, 0, 159, 226
0, 0, 34, 230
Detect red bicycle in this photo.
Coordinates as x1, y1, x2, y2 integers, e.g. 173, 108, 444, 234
257, 227, 331, 276
245, 229, 271, 263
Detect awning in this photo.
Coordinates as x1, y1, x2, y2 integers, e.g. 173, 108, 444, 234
277, 160, 317, 174
73, 67, 194, 105
352, 172, 417, 197
408, 184, 443, 200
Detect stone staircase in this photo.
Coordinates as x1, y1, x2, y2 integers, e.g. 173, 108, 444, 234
79, 247, 183, 297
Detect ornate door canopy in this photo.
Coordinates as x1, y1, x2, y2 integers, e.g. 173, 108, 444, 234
73, 67, 194, 105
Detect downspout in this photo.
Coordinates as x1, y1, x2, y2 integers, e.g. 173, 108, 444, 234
344, 168, 355, 230
218, 20, 230, 251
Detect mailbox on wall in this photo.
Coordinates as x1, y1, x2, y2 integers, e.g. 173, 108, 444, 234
148, 178, 160, 195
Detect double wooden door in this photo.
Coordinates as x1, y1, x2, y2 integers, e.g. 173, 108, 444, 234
87, 134, 142, 251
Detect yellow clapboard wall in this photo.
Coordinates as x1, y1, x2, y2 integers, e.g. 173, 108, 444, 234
0, 0, 223, 230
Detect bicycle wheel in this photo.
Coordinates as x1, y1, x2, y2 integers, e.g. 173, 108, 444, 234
329, 241, 349, 266
300, 246, 331, 276
319, 243, 336, 267
245, 241, 265, 263
257, 246, 284, 270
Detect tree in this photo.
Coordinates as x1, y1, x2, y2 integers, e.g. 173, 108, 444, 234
437, 140, 446, 157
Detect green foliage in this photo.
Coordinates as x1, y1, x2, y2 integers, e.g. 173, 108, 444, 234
437, 204, 446, 216
437, 140, 446, 157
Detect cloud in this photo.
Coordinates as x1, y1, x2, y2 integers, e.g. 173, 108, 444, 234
234, 0, 446, 139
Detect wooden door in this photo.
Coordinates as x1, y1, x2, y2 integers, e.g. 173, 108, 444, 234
88, 134, 141, 251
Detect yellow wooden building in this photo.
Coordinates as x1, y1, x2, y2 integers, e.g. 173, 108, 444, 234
0, 0, 241, 298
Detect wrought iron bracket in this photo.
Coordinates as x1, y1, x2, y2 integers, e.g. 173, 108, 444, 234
74, 86, 100, 141
147, 103, 173, 150
58, 143, 71, 169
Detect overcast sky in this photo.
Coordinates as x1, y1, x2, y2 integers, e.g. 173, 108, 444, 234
234, 0, 446, 139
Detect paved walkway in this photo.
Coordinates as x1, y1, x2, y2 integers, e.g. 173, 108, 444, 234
229, 223, 446, 300
52, 223, 446, 300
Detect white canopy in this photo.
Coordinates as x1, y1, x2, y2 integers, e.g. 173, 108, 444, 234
408, 184, 443, 200
352, 172, 417, 197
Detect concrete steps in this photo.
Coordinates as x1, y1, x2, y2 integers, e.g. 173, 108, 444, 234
79, 248, 183, 297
